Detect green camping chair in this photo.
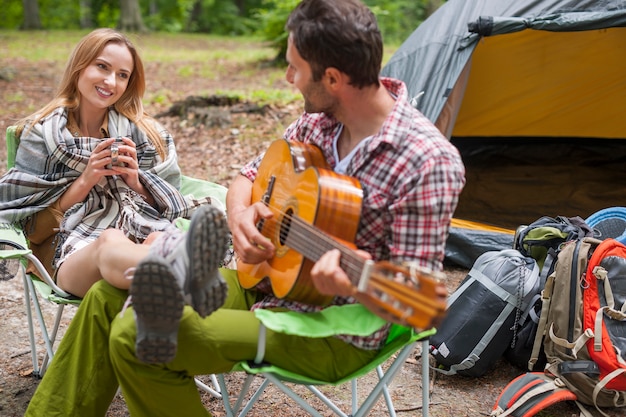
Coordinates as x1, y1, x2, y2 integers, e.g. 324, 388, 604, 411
1, 125, 226, 392
209, 304, 434, 417
1, 125, 84, 376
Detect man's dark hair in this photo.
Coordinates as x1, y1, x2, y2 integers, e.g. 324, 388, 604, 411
286, 0, 382, 88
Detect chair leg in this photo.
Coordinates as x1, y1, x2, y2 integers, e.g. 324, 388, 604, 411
422, 339, 430, 417
40, 303, 65, 375
23, 270, 62, 377
216, 374, 234, 417
21, 268, 75, 378
22, 270, 40, 377
354, 341, 417, 417
351, 378, 357, 414
195, 376, 222, 399
263, 375, 327, 417
26, 274, 55, 357
217, 373, 272, 417
376, 365, 397, 417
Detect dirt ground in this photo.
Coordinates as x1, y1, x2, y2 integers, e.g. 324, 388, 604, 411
0, 37, 599, 417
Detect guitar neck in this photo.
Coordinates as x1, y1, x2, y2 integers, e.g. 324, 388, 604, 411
283, 214, 366, 286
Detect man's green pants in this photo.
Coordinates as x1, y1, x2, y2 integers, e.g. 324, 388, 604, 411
25, 269, 377, 417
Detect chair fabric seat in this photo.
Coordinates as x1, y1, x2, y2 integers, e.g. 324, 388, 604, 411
239, 305, 435, 386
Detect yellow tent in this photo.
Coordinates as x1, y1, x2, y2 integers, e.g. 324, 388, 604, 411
382, 0, 626, 266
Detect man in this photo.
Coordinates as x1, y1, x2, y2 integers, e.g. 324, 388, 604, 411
25, 1, 465, 416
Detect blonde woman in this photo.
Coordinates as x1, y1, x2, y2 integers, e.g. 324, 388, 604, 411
0, 29, 227, 306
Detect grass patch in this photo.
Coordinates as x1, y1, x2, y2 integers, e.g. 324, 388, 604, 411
5, 91, 25, 104
0, 30, 275, 63
0, 31, 85, 62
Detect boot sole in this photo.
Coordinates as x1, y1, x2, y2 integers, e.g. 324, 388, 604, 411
185, 205, 229, 317
131, 257, 183, 364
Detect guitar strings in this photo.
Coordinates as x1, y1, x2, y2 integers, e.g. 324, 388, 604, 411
261, 206, 440, 329
263, 205, 425, 288
263, 203, 366, 280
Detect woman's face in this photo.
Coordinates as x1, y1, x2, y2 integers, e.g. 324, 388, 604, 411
77, 42, 134, 114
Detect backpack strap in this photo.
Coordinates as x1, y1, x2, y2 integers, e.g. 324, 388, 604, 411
529, 271, 555, 370
548, 323, 594, 357
539, 247, 557, 285
491, 372, 577, 417
591, 368, 626, 416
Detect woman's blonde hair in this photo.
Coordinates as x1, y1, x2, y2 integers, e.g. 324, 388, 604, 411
19, 28, 166, 158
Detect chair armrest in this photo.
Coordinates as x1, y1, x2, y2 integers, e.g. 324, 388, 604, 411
0, 246, 32, 259
0, 223, 74, 298
0, 224, 31, 277
174, 176, 228, 232
0, 223, 30, 251
180, 175, 227, 206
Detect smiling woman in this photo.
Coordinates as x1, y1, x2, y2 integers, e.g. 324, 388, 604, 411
0, 28, 215, 298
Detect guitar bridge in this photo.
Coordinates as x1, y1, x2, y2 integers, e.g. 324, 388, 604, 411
357, 260, 374, 293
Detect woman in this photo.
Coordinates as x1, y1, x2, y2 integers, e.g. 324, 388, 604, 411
0, 28, 219, 297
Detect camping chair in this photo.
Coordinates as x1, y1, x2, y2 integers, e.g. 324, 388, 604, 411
1, 125, 227, 396
209, 303, 434, 417
1, 126, 83, 377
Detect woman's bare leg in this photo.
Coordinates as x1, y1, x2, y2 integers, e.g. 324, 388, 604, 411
56, 229, 153, 297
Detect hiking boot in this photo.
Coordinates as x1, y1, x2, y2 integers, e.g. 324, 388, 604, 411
130, 204, 230, 363
130, 257, 184, 363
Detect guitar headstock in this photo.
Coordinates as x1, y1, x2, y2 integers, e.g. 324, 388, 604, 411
356, 261, 448, 330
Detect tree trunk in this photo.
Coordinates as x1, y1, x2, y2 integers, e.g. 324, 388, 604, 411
21, 0, 42, 30
185, 0, 202, 32
79, 0, 94, 29
233, 0, 245, 16
118, 0, 147, 32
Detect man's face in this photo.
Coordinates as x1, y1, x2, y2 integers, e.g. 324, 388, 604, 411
285, 35, 335, 114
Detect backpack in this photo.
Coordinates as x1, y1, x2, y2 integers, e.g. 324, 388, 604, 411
429, 249, 540, 377
504, 216, 594, 370
514, 215, 594, 276
492, 238, 626, 417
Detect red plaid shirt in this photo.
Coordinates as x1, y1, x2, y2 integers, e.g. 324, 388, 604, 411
241, 78, 465, 350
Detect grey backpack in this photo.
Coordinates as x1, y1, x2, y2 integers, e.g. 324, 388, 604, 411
430, 249, 540, 377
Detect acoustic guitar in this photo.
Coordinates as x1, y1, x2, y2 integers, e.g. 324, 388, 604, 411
237, 139, 448, 330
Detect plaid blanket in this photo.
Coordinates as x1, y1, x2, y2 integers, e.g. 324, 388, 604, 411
0, 108, 216, 267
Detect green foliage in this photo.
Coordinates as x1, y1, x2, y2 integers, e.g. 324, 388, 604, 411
365, 0, 429, 43
143, 0, 191, 32
183, 0, 261, 35
253, 0, 300, 63
0, 0, 436, 44
1, 0, 23, 30
38, 0, 81, 29
95, 2, 121, 29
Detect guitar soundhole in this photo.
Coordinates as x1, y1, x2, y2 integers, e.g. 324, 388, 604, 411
279, 208, 294, 246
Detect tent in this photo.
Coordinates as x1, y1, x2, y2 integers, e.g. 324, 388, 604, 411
381, 0, 626, 267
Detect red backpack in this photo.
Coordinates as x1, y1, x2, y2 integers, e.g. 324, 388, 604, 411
582, 238, 626, 392
492, 238, 626, 417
